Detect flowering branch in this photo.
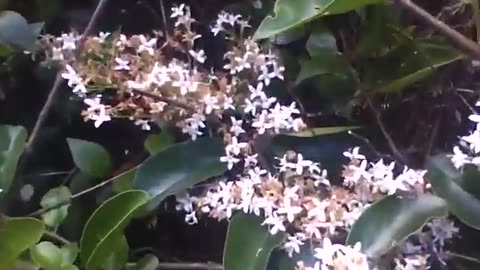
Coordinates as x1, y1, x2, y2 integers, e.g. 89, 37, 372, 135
25, 0, 111, 153
131, 88, 195, 112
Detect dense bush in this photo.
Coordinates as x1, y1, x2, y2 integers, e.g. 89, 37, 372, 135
2, 0, 480, 270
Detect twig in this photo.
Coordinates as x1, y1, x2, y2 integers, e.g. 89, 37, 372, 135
156, 262, 223, 270
364, 95, 410, 165
348, 130, 393, 160
159, 0, 170, 40
395, 0, 480, 59
446, 251, 480, 264
27, 167, 129, 217
44, 230, 71, 245
25, 0, 111, 153
425, 112, 441, 158
473, 0, 480, 43
131, 89, 194, 112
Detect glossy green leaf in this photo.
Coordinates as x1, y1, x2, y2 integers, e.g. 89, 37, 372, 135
346, 194, 447, 257
0, 125, 27, 195
223, 214, 283, 270
291, 126, 360, 137
366, 42, 462, 94
135, 254, 159, 270
0, 217, 45, 270
426, 155, 480, 229
67, 138, 113, 178
29, 22, 45, 37
134, 137, 226, 209
80, 190, 149, 270
40, 186, 72, 227
101, 235, 128, 270
144, 132, 175, 155
254, 0, 385, 40
305, 23, 337, 56
30, 241, 63, 270
295, 53, 352, 84
111, 166, 138, 194
0, 11, 38, 51
60, 265, 79, 270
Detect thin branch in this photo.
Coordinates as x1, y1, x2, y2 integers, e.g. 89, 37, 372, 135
395, 0, 480, 59
156, 262, 223, 270
25, 0, 111, 153
27, 167, 133, 217
131, 89, 194, 112
364, 95, 410, 165
159, 0, 170, 40
473, 0, 480, 42
44, 230, 71, 245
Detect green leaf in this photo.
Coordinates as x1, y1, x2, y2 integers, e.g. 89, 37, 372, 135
135, 254, 159, 270
60, 265, 79, 270
346, 194, 447, 257
134, 137, 226, 210
30, 241, 63, 270
111, 166, 138, 194
0, 11, 38, 51
305, 23, 337, 56
426, 155, 480, 229
295, 52, 352, 84
67, 138, 113, 178
29, 22, 45, 37
253, 0, 385, 40
223, 214, 283, 270
40, 186, 72, 227
144, 132, 175, 155
366, 42, 462, 94
101, 235, 129, 270
291, 126, 361, 137
80, 190, 149, 270
59, 243, 78, 266
0, 125, 27, 195
0, 217, 45, 270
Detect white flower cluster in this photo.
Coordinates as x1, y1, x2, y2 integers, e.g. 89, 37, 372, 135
342, 147, 426, 197
450, 99, 480, 168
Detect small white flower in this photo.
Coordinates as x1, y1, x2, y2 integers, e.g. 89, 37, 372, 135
171, 4, 185, 18
51, 47, 64, 61
449, 146, 470, 169
283, 235, 304, 257
211, 23, 224, 36
257, 65, 271, 86
269, 62, 285, 81
230, 117, 245, 136
277, 198, 303, 223
189, 49, 206, 63
248, 83, 264, 100
427, 218, 459, 248
220, 154, 240, 170
135, 119, 151, 131
202, 94, 220, 114
261, 215, 286, 235
343, 147, 366, 160
114, 58, 130, 71
182, 122, 203, 140
94, 31, 110, 43
225, 136, 248, 156
137, 35, 157, 55
59, 33, 77, 50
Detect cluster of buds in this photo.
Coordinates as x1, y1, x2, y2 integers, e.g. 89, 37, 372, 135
36, 3, 460, 270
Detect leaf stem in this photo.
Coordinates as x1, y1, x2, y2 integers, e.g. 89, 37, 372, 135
43, 230, 71, 245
